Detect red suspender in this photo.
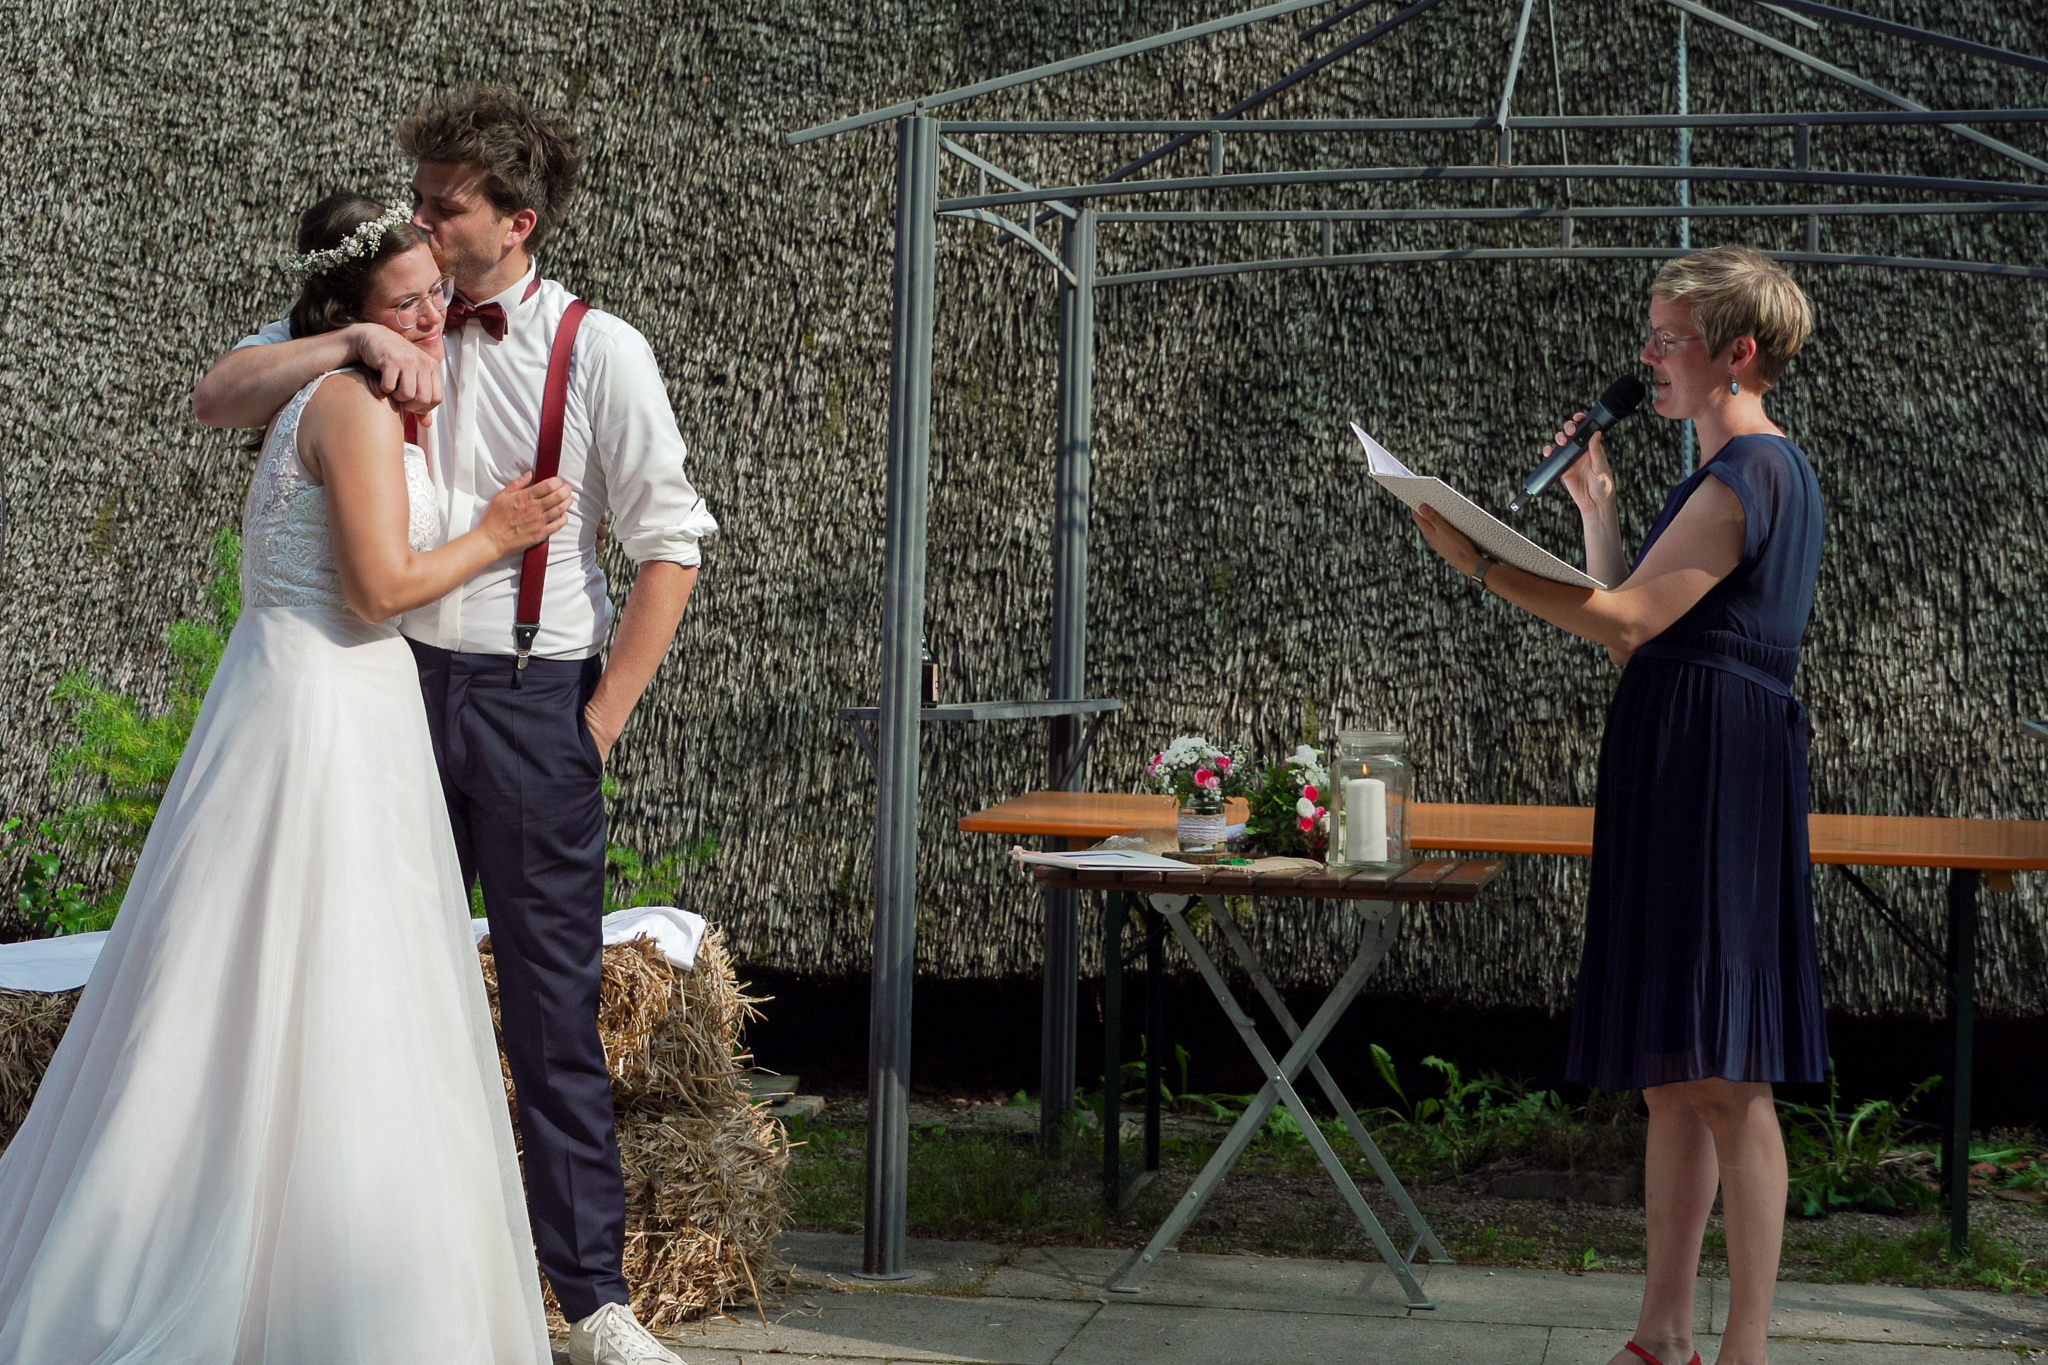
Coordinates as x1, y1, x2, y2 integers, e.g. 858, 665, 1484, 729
512, 298, 591, 670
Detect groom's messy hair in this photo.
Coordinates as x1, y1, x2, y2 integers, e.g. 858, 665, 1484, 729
287, 193, 431, 339
396, 87, 583, 253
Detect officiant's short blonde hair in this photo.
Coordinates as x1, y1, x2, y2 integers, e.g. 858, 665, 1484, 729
1652, 246, 1813, 385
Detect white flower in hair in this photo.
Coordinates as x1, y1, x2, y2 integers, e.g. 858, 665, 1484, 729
279, 202, 414, 276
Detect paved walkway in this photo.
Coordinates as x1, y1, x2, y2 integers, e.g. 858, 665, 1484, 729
622, 1233, 2048, 1364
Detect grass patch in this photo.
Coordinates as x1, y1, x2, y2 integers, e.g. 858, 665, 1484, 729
1785, 1224, 2048, 1295
787, 1117, 1121, 1244
1449, 1224, 1549, 1264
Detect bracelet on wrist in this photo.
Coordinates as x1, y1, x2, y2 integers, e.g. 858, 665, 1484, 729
1467, 554, 1499, 590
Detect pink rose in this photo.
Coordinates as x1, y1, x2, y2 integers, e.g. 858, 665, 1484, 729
1302, 784, 1318, 802
1315, 806, 1328, 820
1216, 755, 1233, 769
1297, 815, 1315, 832
1193, 767, 1213, 786
1202, 773, 1222, 791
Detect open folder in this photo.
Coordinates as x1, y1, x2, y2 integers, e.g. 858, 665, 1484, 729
1350, 423, 1607, 590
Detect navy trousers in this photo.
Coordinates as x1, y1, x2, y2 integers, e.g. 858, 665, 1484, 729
409, 638, 627, 1320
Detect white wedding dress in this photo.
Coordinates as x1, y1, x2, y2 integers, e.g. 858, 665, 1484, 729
0, 373, 550, 1364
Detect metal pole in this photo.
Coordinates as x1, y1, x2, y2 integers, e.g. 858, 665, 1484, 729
861, 112, 939, 1282
1795, 123, 1819, 252
1677, 10, 1696, 477
1944, 867, 1979, 1258
1041, 206, 1097, 1152
1495, 0, 1539, 167
1145, 909, 1163, 1174
1103, 889, 1124, 1205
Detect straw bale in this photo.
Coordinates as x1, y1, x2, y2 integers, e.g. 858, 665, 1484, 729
479, 929, 790, 1326
3, 0, 2047, 1016
0, 989, 80, 1148
0, 934, 788, 1324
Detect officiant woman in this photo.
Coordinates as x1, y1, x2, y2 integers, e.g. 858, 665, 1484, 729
1410, 245, 1821, 1365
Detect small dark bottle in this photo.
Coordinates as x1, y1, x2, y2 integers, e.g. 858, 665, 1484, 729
920, 635, 940, 706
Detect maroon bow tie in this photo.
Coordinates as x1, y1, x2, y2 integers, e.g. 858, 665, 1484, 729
446, 299, 508, 340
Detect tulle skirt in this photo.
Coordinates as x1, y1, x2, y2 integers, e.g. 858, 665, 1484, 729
0, 606, 549, 1365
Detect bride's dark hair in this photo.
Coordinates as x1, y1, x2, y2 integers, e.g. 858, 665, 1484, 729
287, 192, 432, 339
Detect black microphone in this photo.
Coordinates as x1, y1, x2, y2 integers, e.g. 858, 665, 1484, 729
1505, 375, 1647, 514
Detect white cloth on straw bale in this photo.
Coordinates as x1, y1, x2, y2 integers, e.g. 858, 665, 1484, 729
0, 907, 707, 996
468, 905, 706, 970
0, 932, 111, 993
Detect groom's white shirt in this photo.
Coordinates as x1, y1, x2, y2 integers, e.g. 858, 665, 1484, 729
235, 264, 717, 659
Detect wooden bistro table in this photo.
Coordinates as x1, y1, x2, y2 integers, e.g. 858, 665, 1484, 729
1025, 852, 1502, 1305
963, 793, 2048, 1259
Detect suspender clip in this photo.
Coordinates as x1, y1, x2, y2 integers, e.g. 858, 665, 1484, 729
513, 622, 539, 687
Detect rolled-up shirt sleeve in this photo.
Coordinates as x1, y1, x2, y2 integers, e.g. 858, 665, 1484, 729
233, 317, 293, 349
583, 323, 719, 566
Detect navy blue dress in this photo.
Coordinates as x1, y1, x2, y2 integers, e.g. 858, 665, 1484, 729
1565, 434, 1830, 1091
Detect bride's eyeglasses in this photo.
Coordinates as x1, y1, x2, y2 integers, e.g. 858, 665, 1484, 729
391, 276, 457, 327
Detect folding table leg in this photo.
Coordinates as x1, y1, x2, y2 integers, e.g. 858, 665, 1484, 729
1109, 901, 1431, 1307
1208, 900, 1451, 1266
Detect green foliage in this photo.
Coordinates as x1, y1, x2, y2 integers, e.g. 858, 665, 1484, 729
1086, 1038, 1278, 1129
35, 529, 242, 927
604, 835, 719, 912
1366, 1046, 1564, 1177
1779, 1063, 1942, 1218
1, 817, 108, 935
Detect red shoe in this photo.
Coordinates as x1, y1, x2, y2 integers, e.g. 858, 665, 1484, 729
1624, 1344, 1702, 1365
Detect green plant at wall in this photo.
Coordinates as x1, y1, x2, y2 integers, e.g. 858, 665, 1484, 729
1779, 1063, 1942, 1218
1369, 1044, 1562, 1175
1, 817, 100, 935
33, 529, 244, 930
606, 835, 720, 913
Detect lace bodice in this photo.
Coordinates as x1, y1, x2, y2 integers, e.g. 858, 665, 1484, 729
242, 371, 442, 610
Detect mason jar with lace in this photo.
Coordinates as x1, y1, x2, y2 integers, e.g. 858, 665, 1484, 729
1326, 730, 1411, 871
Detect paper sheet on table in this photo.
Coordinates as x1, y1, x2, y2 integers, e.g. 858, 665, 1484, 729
1008, 847, 1190, 871
1350, 423, 1607, 590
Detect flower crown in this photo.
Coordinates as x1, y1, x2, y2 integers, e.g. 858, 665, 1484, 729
279, 202, 414, 276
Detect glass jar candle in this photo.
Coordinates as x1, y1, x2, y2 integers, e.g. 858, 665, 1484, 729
1327, 730, 1411, 871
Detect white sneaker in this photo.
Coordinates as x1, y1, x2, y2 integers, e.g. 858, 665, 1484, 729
565, 1302, 687, 1365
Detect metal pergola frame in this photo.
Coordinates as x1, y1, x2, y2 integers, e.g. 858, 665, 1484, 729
787, 0, 2048, 1279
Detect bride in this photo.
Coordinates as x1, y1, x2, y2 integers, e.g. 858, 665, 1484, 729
0, 194, 569, 1363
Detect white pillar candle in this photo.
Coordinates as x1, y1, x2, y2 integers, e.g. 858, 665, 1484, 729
1346, 777, 1387, 863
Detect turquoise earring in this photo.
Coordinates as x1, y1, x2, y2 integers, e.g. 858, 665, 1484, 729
1729, 379, 1741, 395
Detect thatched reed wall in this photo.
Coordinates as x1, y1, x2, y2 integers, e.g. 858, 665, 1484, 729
2, 0, 2045, 1017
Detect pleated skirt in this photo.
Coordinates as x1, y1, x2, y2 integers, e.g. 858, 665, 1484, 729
1565, 640, 1829, 1091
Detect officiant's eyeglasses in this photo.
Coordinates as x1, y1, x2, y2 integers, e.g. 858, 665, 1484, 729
1643, 326, 1701, 358
391, 276, 457, 326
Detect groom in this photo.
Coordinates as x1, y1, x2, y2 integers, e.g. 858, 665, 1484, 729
194, 88, 713, 1365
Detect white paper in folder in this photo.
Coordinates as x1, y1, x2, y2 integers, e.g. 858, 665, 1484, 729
1350, 423, 1607, 590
